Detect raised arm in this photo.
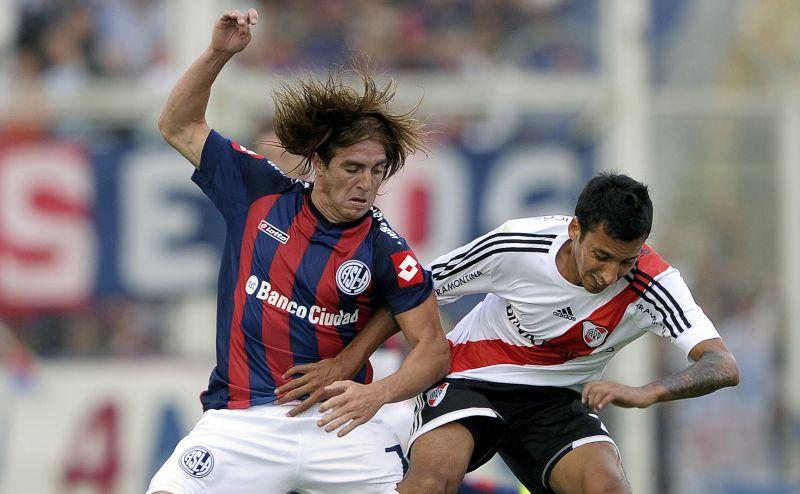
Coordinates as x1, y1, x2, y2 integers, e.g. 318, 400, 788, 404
582, 338, 739, 411
158, 8, 258, 168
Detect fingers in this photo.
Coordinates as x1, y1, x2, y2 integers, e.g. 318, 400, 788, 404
336, 417, 366, 437
220, 8, 258, 27
275, 383, 312, 405
581, 382, 598, 405
318, 393, 343, 414
319, 382, 351, 411
247, 8, 259, 25
582, 382, 609, 411
278, 377, 329, 406
317, 398, 370, 436
323, 380, 350, 394
321, 411, 356, 433
281, 363, 313, 381
596, 395, 615, 410
275, 375, 309, 396
221, 9, 244, 23
285, 389, 325, 416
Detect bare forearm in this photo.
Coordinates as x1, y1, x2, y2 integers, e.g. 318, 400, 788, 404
647, 350, 739, 403
371, 338, 450, 404
158, 48, 232, 141
334, 307, 401, 377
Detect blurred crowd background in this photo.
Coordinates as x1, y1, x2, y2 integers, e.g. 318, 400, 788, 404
0, 1, 798, 493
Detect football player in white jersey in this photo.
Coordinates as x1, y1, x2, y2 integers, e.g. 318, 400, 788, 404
281, 173, 739, 494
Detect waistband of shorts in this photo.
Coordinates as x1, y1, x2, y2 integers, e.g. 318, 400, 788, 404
207, 401, 324, 419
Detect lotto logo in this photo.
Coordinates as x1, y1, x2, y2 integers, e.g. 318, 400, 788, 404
391, 251, 423, 287
258, 219, 290, 244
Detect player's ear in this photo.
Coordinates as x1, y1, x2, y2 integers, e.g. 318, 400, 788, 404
311, 153, 326, 176
568, 217, 580, 241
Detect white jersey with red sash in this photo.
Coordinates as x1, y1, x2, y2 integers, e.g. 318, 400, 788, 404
428, 215, 719, 392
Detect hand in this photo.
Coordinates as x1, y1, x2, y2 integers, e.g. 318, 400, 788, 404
317, 381, 389, 437
275, 358, 354, 416
581, 381, 658, 411
211, 8, 258, 55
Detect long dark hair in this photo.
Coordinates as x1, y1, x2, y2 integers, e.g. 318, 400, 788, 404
271, 65, 426, 181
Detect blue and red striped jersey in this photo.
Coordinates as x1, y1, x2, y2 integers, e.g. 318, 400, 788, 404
193, 130, 432, 411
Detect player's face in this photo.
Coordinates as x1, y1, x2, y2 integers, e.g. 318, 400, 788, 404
569, 218, 644, 294
312, 139, 387, 222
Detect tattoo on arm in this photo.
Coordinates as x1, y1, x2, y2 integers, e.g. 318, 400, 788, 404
654, 351, 737, 402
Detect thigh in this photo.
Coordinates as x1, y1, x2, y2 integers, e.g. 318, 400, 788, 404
408, 379, 506, 472
499, 398, 616, 494
400, 421, 474, 492
146, 409, 297, 494
299, 417, 405, 494
549, 441, 628, 494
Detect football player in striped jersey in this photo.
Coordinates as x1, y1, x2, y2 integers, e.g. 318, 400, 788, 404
147, 7, 449, 494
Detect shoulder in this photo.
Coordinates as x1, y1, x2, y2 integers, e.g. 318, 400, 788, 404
491, 215, 568, 253
217, 132, 307, 182
369, 206, 404, 242
634, 243, 672, 278
367, 206, 415, 255
499, 215, 571, 236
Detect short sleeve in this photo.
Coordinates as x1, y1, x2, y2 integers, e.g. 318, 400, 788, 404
192, 130, 293, 220
370, 221, 433, 315
427, 220, 555, 305
426, 224, 504, 304
639, 268, 720, 360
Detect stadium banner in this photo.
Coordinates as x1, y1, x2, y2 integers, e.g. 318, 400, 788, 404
0, 119, 594, 313
0, 360, 207, 494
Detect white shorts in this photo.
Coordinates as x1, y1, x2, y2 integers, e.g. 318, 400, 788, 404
146, 403, 404, 494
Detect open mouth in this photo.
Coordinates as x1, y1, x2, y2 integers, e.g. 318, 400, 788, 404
348, 198, 368, 207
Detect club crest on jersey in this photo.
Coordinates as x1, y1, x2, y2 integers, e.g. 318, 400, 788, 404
336, 260, 371, 295
258, 220, 290, 244
426, 382, 450, 407
391, 251, 424, 287
180, 447, 214, 478
582, 321, 609, 348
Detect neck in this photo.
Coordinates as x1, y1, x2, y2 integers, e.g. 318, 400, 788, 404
556, 238, 581, 286
310, 187, 349, 224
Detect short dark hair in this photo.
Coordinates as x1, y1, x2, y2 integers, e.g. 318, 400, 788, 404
574, 172, 653, 241
271, 66, 426, 181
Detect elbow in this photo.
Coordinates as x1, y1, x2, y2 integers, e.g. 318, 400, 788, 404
157, 113, 177, 144
434, 339, 451, 381
721, 351, 740, 388
726, 358, 740, 388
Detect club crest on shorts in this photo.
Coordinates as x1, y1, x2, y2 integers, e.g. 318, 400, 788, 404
179, 446, 214, 478
582, 321, 609, 348
336, 260, 371, 295
426, 382, 450, 407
